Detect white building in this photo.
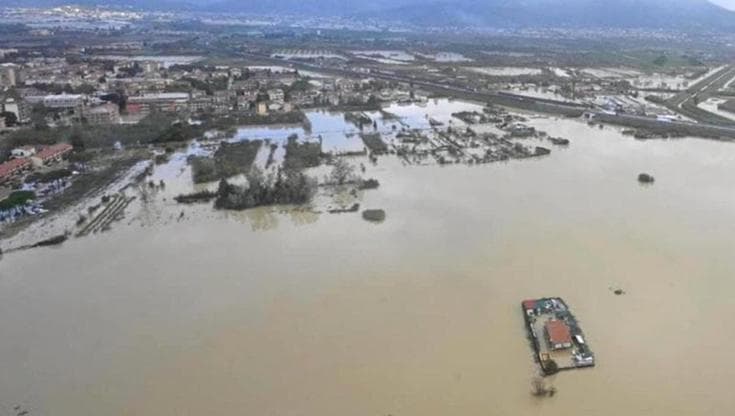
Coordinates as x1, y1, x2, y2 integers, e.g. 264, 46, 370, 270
0, 63, 18, 87
127, 92, 190, 115
84, 103, 120, 125
267, 88, 285, 103
43, 94, 84, 109
10, 146, 36, 158
0, 49, 18, 59
2, 98, 28, 123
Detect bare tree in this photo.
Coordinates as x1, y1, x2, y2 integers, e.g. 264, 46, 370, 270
329, 158, 355, 185
531, 376, 557, 398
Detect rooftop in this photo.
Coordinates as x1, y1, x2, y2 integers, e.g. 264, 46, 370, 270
522, 299, 537, 310
35, 143, 73, 161
129, 92, 190, 100
0, 158, 31, 178
545, 319, 572, 345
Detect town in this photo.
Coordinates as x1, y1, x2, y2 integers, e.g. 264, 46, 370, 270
3, 1, 735, 254
4, 3, 735, 250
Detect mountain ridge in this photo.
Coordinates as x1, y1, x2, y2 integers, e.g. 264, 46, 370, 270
5, 0, 735, 31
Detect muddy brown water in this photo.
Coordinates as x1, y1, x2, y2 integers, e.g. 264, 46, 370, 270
2, 117, 735, 415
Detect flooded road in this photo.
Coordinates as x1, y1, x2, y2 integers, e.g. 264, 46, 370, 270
2, 117, 735, 415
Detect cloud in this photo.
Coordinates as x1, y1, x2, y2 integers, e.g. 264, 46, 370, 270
710, 0, 735, 10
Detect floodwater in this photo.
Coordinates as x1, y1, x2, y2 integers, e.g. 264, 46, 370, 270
469, 67, 543, 77
3, 115, 735, 415
351, 50, 418, 65
416, 52, 472, 63
230, 100, 485, 159
91, 55, 204, 68
383, 99, 484, 129
231, 110, 367, 155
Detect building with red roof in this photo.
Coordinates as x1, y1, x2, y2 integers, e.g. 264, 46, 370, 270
0, 157, 32, 183
31, 143, 73, 167
522, 299, 537, 311
545, 319, 573, 350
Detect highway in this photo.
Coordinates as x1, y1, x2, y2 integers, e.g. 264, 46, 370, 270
244, 53, 735, 140
665, 65, 735, 125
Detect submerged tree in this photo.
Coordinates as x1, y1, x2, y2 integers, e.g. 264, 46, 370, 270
329, 158, 355, 185
215, 165, 316, 210
544, 359, 559, 375
531, 377, 557, 398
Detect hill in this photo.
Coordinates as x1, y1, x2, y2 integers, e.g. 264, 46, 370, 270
7, 0, 735, 31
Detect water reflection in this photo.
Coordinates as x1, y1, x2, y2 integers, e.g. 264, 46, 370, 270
229, 206, 318, 231
222, 206, 278, 231
286, 207, 320, 227
229, 99, 486, 158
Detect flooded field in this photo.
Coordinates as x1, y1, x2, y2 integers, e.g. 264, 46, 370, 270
469, 67, 543, 76
271, 50, 347, 60
382, 99, 484, 129
352, 50, 416, 65
2, 115, 735, 416
502, 85, 574, 103
581, 66, 724, 91
228, 100, 485, 161
416, 52, 472, 62
90, 55, 204, 68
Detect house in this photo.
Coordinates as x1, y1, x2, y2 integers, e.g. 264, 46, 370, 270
3, 98, 29, 123
522, 299, 537, 316
290, 90, 318, 107
256, 101, 268, 115
189, 97, 214, 112
267, 88, 285, 103
0, 158, 32, 183
30, 143, 73, 167
43, 94, 84, 109
232, 79, 259, 91
84, 103, 120, 125
545, 319, 573, 350
127, 92, 190, 115
0, 63, 18, 87
508, 124, 536, 138
236, 94, 255, 109
10, 146, 37, 159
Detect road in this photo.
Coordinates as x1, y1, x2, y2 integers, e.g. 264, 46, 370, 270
245, 53, 735, 139
665, 65, 735, 125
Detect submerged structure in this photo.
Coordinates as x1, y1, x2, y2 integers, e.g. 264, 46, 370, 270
522, 297, 595, 375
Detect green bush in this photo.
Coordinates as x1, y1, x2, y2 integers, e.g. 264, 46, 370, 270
190, 140, 263, 184
0, 191, 36, 210
544, 359, 559, 375
214, 167, 316, 210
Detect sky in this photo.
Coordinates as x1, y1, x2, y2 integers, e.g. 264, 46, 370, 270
710, 0, 735, 10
